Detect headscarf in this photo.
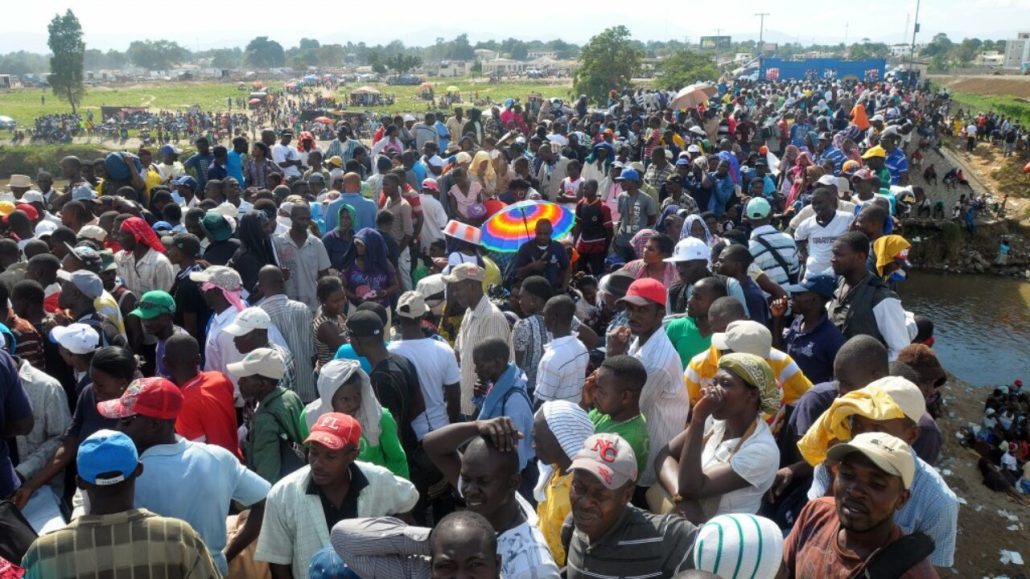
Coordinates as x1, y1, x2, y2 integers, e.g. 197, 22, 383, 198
718, 353, 779, 415
343, 228, 391, 276
873, 235, 911, 279
680, 213, 715, 246
629, 228, 657, 259
337, 203, 356, 233
656, 204, 680, 235
305, 359, 383, 447
471, 150, 496, 191
297, 131, 316, 152
120, 216, 165, 252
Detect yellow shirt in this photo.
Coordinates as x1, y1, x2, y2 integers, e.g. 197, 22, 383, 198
536, 468, 573, 566
684, 345, 812, 422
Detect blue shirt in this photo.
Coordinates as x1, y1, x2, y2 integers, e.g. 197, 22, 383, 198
884, 148, 909, 185
327, 192, 378, 232
477, 363, 535, 471
226, 151, 246, 186
789, 123, 811, 148
782, 314, 846, 385
334, 342, 388, 374
134, 438, 271, 576
184, 152, 214, 188
0, 350, 31, 497
817, 146, 846, 175
707, 172, 735, 216
412, 160, 428, 185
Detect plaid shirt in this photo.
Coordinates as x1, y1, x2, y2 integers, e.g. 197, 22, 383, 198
21, 508, 219, 579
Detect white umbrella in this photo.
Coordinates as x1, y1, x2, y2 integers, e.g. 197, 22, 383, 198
669, 83, 717, 110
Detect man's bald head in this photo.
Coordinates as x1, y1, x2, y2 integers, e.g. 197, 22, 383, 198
708, 296, 747, 332
258, 265, 286, 295
834, 335, 889, 394
342, 172, 362, 192
463, 436, 519, 479
165, 334, 199, 361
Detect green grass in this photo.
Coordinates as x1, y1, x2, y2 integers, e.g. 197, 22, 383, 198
0, 78, 574, 128
949, 91, 1030, 128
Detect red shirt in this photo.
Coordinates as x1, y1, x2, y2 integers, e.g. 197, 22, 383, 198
175, 371, 242, 460
783, 497, 939, 579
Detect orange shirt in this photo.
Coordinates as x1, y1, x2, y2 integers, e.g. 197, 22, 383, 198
176, 371, 242, 460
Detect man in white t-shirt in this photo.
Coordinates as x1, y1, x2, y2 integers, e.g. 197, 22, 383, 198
271, 130, 303, 180
416, 179, 448, 251
389, 291, 461, 434
794, 187, 855, 276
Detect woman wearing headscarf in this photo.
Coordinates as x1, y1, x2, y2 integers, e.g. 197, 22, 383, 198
679, 213, 718, 247
657, 353, 780, 524
582, 142, 613, 183
532, 400, 595, 567
873, 234, 911, 288
322, 203, 356, 272
229, 211, 277, 296
115, 216, 175, 296
340, 227, 400, 310
469, 150, 496, 195
296, 131, 317, 167
300, 359, 408, 479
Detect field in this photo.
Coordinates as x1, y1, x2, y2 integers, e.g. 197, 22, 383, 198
931, 74, 1030, 127
0, 78, 574, 128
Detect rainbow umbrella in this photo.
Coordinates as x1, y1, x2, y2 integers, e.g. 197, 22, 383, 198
480, 200, 574, 253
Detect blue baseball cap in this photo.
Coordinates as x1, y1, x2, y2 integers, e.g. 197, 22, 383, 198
77, 429, 139, 486
308, 546, 358, 579
616, 168, 641, 182
785, 273, 837, 299
175, 175, 198, 190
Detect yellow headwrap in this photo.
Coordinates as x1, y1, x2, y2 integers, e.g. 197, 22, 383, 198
796, 384, 907, 466
873, 235, 911, 279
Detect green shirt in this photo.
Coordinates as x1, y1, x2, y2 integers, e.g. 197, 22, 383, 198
589, 409, 650, 475
664, 316, 711, 369
244, 387, 307, 484
299, 408, 409, 480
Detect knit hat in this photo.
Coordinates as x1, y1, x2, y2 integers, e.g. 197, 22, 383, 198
541, 400, 595, 462
693, 514, 785, 579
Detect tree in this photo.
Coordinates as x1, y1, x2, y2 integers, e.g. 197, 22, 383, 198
207, 48, 242, 69
298, 38, 320, 50
127, 40, 189, 71
574, 26, 641, 105
47, 9, 85, 114
244, 36, 285, 69
921, 33, 953, 57
655, 50, 718, 90
386, 54, 422, 74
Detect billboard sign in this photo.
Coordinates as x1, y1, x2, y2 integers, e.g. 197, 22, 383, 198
700, 36, 732, 50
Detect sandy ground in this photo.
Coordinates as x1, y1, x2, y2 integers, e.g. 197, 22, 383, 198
934, 376, 1030, 578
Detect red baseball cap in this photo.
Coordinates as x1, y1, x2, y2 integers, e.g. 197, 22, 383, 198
618, 278, 667, 308
305, 412, 362, 451
97, 377, 183, 421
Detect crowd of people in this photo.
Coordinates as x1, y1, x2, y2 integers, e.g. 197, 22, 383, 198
0, 72, 989, 579
964, 378, 1030, 497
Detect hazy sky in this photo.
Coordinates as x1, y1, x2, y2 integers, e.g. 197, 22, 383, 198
3, 0, 1028, 54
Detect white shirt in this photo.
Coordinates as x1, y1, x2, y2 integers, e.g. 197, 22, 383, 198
204, 306, 288, 403
389, 338, 461, 439
500, 520, 562, 579
534, 335, 589, 404
701, 418, 779, 517
271, 144, 302, 178
629, 331, 689, 487
794, 210, 855, 275
417, 193, 448, 249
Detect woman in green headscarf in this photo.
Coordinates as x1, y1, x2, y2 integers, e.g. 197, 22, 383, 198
322, 202, 356, 272
656, 353, 781, 524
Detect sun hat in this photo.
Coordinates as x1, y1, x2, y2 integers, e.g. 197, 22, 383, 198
570, 433, 638, 490
826, 431, 916, 489
711, 320, 772, 358
664, 237, 709, 263
226, 347, 286, 380
618, 278, 666, 308
442, 262, 486, 283
77, 430, 139, 487
442, 220, 481, 245
7, 175, 31, 189
96, 377, 184, 421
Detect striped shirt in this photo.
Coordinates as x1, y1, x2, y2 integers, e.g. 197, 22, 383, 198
21, 508, 219, 579
455, 295, 513, 416
562, 506, 697, 579
535, 335, 590, 405
259, 294, 316, 403
629, 331, 689, 488
748, 225, 800, 285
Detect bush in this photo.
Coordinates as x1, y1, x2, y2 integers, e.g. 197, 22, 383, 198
0, 144, 108, 178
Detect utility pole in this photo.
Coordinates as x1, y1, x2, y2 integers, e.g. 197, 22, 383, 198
755, 12, 770, 57
910, 0, 922, 68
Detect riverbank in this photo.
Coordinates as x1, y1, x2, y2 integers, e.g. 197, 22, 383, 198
935, 373, 1029, 577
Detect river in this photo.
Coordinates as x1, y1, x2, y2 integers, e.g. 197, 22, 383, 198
900, 272, 1030, 388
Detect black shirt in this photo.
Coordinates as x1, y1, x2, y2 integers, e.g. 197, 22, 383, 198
306, 462, 369, 531
369, 353, 426, 451
203, 239, 241, 267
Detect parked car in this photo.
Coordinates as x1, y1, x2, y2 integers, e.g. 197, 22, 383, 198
0, 116, 16, 130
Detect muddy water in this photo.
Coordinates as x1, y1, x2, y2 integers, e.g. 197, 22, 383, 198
900, 272, 1030, 387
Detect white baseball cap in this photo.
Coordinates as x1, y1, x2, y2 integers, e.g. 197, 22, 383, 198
223, 307, 273, 337
862, 376, 926, 423
22, 190, 45, 204
711, 320, 772, 358
664, 237, 710, 263
826, 432, 916, 489
49, 323, 101, 355
226, 347, 286, 380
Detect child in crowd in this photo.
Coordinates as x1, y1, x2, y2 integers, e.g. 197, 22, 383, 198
512, 275, 552, 396
582, 354, 650, 477
534, 295, 589, 406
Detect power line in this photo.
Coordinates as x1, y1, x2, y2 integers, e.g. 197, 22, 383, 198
755, 12, 770, 55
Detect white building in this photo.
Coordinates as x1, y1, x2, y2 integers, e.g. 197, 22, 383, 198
1004, 33, 1030, 69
